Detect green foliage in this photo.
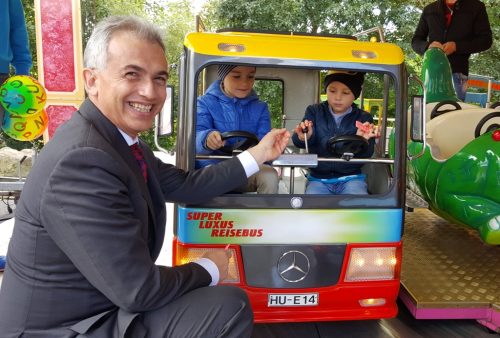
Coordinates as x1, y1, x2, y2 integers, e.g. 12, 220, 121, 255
5, 0, 498, 151
254, 80, 284, 129
204, 0, 499, 110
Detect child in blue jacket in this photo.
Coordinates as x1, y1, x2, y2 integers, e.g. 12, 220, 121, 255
292, 71, 379, 195
196, 65, 278, 193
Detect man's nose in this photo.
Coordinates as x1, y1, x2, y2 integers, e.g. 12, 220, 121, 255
139, 79, 156, 98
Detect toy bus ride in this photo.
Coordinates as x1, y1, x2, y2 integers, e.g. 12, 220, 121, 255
160, 30, 425, 322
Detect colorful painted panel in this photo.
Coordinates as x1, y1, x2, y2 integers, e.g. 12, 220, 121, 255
178, 208, 403, 244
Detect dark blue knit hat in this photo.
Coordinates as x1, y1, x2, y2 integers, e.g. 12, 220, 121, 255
324, 71, 365, 99
218, 65, 237, 81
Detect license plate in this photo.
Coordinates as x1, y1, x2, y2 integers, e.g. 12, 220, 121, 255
267, 293, 319, 307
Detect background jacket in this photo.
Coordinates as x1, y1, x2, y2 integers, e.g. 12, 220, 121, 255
0, 99, 248, 338
411, 0, 492, 75
292, 101, 375, 179
0, 0, 32, 75
196, 80, 271, 167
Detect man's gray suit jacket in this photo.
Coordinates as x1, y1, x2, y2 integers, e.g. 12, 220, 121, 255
0, 99, 248, 337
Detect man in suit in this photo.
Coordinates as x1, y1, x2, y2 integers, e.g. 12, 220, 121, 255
0, 15, 290, 338
411, 0, 492, 101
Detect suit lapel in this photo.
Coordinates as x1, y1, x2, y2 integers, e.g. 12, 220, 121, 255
79, 99, 159, 255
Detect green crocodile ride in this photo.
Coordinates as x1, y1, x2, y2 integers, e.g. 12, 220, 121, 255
407, 48, 500, 245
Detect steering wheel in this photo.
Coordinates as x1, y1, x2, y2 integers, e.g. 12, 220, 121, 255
327, 135, 369, 157
430, 100, 461, 119
490, 102, 500, 109
219, 131, 259, 154
474, 112, 500, 138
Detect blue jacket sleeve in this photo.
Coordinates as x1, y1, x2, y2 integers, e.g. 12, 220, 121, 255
195, 96, 216, 154
10, 0, 32, 75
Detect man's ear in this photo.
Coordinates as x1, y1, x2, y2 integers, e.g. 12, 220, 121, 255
83, 68, 98, 97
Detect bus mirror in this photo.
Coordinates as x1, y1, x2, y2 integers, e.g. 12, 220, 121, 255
157, 86, 174, 137
410, 95, 424, 142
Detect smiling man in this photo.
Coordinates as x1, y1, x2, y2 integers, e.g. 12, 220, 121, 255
0, 16, 290, 338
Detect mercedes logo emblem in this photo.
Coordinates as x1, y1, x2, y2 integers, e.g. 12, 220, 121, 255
277, 250, 310, 283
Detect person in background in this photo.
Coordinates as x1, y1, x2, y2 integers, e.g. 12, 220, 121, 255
0, 15, 289, 338
196, 65, 279, 194
411, 0, 492, 101
293, 71, 379, 195
0, 0, 32, 271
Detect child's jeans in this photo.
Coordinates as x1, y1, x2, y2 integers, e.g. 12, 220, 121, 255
305, 175, 368, 195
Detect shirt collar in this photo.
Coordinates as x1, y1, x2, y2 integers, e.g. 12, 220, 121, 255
117, 128, 139, 146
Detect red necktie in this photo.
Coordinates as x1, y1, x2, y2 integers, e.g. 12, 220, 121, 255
130, 143, 148, 182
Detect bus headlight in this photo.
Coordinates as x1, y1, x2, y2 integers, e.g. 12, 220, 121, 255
175, 245, 241, 283
345, 247, 397, 281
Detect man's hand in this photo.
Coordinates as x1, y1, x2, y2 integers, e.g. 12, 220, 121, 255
428, 41, 456, 56
203, 250, 231, 282
206, 131, 225, 150
429, 41, 444, 50
248, 128, 290, 165
442, 41, 456, 55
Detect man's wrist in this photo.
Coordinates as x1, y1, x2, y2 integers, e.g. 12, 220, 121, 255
237, 151, 259, 177
194, 258, 219, 286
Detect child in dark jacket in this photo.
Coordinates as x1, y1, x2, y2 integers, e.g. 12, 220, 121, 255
196, 65, 278, 193
292, 71, 379, 194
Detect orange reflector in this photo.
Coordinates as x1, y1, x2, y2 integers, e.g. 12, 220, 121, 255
352, 50, 377, 59
218, 43, 246, 53
359, 298, 386, 307
175, 245, 240, 283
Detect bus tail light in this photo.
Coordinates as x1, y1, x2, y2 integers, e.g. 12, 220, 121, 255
345, 247, 397, 281
175, 245, 241, 283
359, 298, 387, 307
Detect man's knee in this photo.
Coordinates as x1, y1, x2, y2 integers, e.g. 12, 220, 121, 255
216, 285, 252, 318
214, 286, 254, 337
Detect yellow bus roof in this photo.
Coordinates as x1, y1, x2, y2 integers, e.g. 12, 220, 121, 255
184, 31, 405, 66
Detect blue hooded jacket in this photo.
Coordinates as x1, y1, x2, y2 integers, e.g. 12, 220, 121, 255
0, 0, 32, 75
292, 101, 375, 179
195, 79, 271, 167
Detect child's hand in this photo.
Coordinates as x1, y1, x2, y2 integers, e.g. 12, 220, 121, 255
294, 120, 313, 141
206, 131, 225, 150
356, 121, 380, 140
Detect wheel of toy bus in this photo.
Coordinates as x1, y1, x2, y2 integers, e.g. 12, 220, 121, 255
430, 100, 461, 119
490, 102, 500, 109
219, 131, 259, 154
327, 135, 369, 157
474, 112, 500, 138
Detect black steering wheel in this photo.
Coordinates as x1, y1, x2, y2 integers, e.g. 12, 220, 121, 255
474, 112, 500, 138
430, 100, 461, 119
219, 131, 259, 154
490, 102, 500, 109
327, 135, 369, 157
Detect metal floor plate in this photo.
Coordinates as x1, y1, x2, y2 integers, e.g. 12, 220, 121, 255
401, 208, 499, 310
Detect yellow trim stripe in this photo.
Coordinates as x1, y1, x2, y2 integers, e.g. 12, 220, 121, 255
184, 31, 404, 65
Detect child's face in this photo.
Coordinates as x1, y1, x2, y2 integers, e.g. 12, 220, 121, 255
326, 81, 355, 114
222, 66, 256, 98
